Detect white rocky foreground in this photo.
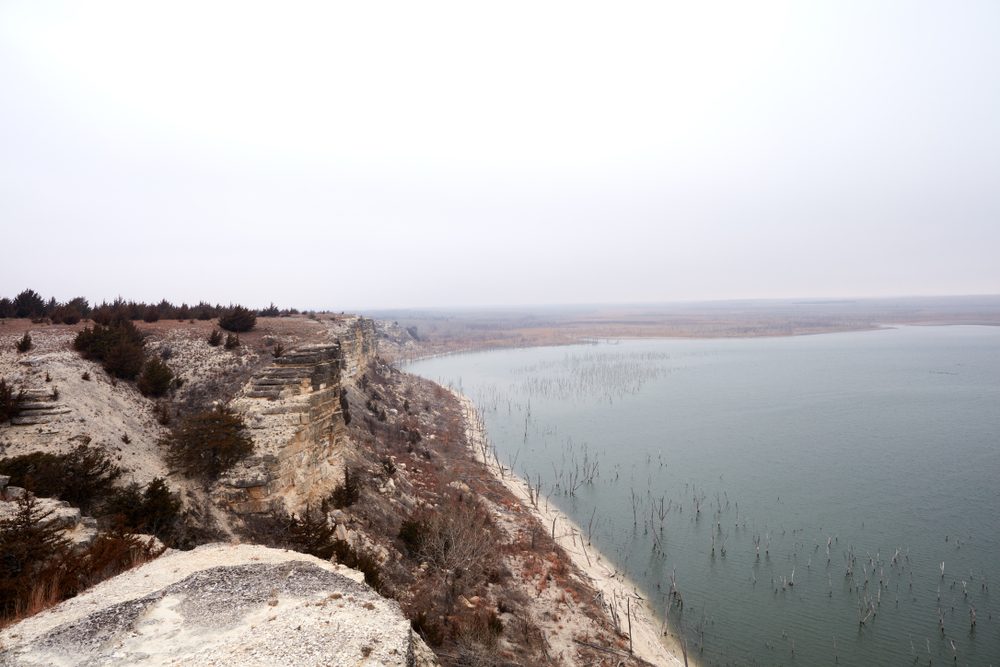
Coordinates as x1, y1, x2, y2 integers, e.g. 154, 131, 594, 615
0, 544, 432, 667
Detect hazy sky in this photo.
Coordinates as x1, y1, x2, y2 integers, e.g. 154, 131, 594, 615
1, 1, 998, 310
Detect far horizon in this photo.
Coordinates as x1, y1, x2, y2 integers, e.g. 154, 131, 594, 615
361, 292, 1000, 315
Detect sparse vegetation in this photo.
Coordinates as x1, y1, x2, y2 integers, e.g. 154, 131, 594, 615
0, 301, 640, 665
14, 332, 33, 353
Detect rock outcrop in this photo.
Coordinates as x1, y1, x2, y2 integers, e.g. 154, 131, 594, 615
0, 544, 430, 667
7, 389, 71, 426
218, 344, 347, 514
332, 316, 378, 377
0, 477, 98, 549
216, 318, 377, 515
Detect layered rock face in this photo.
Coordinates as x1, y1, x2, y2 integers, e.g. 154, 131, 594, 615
216, 318, 377, 514
0, 544, 427, 667
334, 316, 378, 377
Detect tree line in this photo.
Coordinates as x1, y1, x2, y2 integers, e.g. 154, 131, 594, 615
0, 289, 296, 324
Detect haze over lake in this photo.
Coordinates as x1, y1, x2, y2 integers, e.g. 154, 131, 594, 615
409, 326, 1000, 665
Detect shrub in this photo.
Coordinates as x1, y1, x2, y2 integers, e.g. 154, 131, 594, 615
398, 518, 427, 557
0, 298, 13, 319
239, 507, 335, 559
50, 305, 82, 325
218, 305, 256, 332
207, 329, 223, 347
142, 306, 160, 323
239, 509, 381, 590
103, 483, 143, 527
81, 372, 91, 381
332, 538, 383, 592
0, 445, 122, 515
224, 333, 240, 350
0, 379, 24, 422
88, 305, 114, 325
0, 494, 70, 619
153, 401, 172, 425
325, 467, 360, 509
14, 332, 32, 353
135, 478, 182, 538
272, 343, 285, 358
102, 477, 182, 543
66, 297, 90, 317
73, 319, 147, 380
163, 408, 253, 479
137, 358, 173, 397
380, 456, 396, 478
1, 496, 161, 625
193, 302, 216, 321
419, 496, 498, 584
12, 290, 45, 319
288, 506, 337, 560
259, 303, 280, 317
70, 530, 161, 592
102, 338, 146, 380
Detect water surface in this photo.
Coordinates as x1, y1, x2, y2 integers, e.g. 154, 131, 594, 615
408, 326, 1000, 666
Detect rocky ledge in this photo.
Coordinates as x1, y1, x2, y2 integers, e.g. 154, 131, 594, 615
0, 544, 434, 667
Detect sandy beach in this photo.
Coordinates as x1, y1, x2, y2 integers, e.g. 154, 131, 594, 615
452, 389, 690, 667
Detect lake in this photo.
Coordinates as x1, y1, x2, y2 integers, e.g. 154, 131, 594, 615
407, 326, 1000, 666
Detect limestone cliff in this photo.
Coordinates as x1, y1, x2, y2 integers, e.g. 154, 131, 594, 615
217, 316, 378, 514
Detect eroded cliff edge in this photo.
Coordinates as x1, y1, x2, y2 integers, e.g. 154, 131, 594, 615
1, 314, 664, 666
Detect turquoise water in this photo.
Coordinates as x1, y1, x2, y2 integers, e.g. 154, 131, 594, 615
407, 326, 1000, 666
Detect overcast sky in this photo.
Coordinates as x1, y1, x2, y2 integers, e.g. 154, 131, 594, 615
1, 1, 998, 310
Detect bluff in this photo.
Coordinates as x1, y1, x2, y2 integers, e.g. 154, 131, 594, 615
216, 317, 377, 515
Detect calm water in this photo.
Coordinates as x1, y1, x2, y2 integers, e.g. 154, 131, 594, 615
408, 326, 1000, 666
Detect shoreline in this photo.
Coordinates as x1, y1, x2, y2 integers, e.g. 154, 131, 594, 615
390, 323, 892, 365
451, 388, 690, 667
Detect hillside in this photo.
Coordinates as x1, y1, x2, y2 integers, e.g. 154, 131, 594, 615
0, 314, 673, 666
